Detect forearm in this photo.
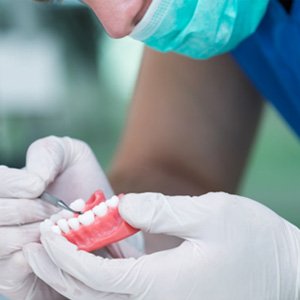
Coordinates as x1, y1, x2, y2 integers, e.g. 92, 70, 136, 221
109, 161, 209, 196
109, 48, 263, 196
108, 48, 262, 253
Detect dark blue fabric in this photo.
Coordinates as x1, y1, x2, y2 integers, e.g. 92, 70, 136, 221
232, 0, 300, 138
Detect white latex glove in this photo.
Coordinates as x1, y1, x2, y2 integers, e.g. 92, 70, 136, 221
25, 136, 143, 257
24, 192, 300, 300
0, 136, 141, 300
25, 136, 112, 203
0, 167, 65, 300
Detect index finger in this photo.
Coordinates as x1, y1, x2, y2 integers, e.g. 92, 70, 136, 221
0, 166, 44, 198
0, 198, 58, 226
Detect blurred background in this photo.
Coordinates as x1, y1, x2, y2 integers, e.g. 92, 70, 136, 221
0, 0, 299, 298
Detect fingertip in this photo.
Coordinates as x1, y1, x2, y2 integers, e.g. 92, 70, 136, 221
26, 136, 64, 185
0, 168, 45, 198
119, 193, 158, 230
118, 193, 141, 221
25, 173, 46, 198
16, 170, 45, 198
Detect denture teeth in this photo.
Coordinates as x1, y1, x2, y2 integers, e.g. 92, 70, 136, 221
59, 210, 74, 220
70, 199, 85, 212
68, 218, 80, 230
50, 213, 62, 223
106, 195, 119, 208
57, 219, 70, 233
78, 210, 95, 226
44, 219, 54, 227
92, 202, 108, 217
51, 225, 62, 235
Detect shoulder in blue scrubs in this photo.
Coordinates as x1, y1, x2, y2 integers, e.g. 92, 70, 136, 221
232, 0, 300, 137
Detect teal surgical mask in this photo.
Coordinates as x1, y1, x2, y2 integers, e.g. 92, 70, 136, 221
130, 0, 269, 59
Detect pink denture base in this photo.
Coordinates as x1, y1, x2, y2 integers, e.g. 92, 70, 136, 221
63, 190, 139, 252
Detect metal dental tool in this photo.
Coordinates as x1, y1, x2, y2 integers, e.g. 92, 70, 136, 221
40, 192, 83, 214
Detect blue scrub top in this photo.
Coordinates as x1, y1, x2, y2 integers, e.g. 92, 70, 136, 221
232, 0, 300, 138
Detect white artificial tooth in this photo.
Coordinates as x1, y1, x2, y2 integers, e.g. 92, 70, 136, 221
78, 210, 95, 226
68, 218, 80, 230
70, 199, 85, 212
92, 202, 108, 217
50, 213, 62, 223
106, 195, 119, 208
51, 225, 62, 235
57, 219, 70, 234
59, 210, 74, 220
41, 219, 54, 232
44, 219, 54, 227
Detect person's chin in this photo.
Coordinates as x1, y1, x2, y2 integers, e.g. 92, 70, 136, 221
84, 0, 153, 38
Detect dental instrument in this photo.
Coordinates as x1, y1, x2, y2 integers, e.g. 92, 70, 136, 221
40, 192, 83, 215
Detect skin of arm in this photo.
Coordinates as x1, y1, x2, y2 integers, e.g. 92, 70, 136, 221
109, 48, 263, 253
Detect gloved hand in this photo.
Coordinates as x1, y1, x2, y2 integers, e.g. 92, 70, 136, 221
25, 136, 143, 258
0, 167, 65, 300
24, 192, 300, 300
25, 136, 113, 203
0, 136, 141, 300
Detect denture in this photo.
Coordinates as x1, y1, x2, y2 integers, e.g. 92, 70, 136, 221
48, 190, 139, 252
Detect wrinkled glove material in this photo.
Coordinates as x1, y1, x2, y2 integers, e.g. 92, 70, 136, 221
0, 136, 143, 300
24, 192, 300, 300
